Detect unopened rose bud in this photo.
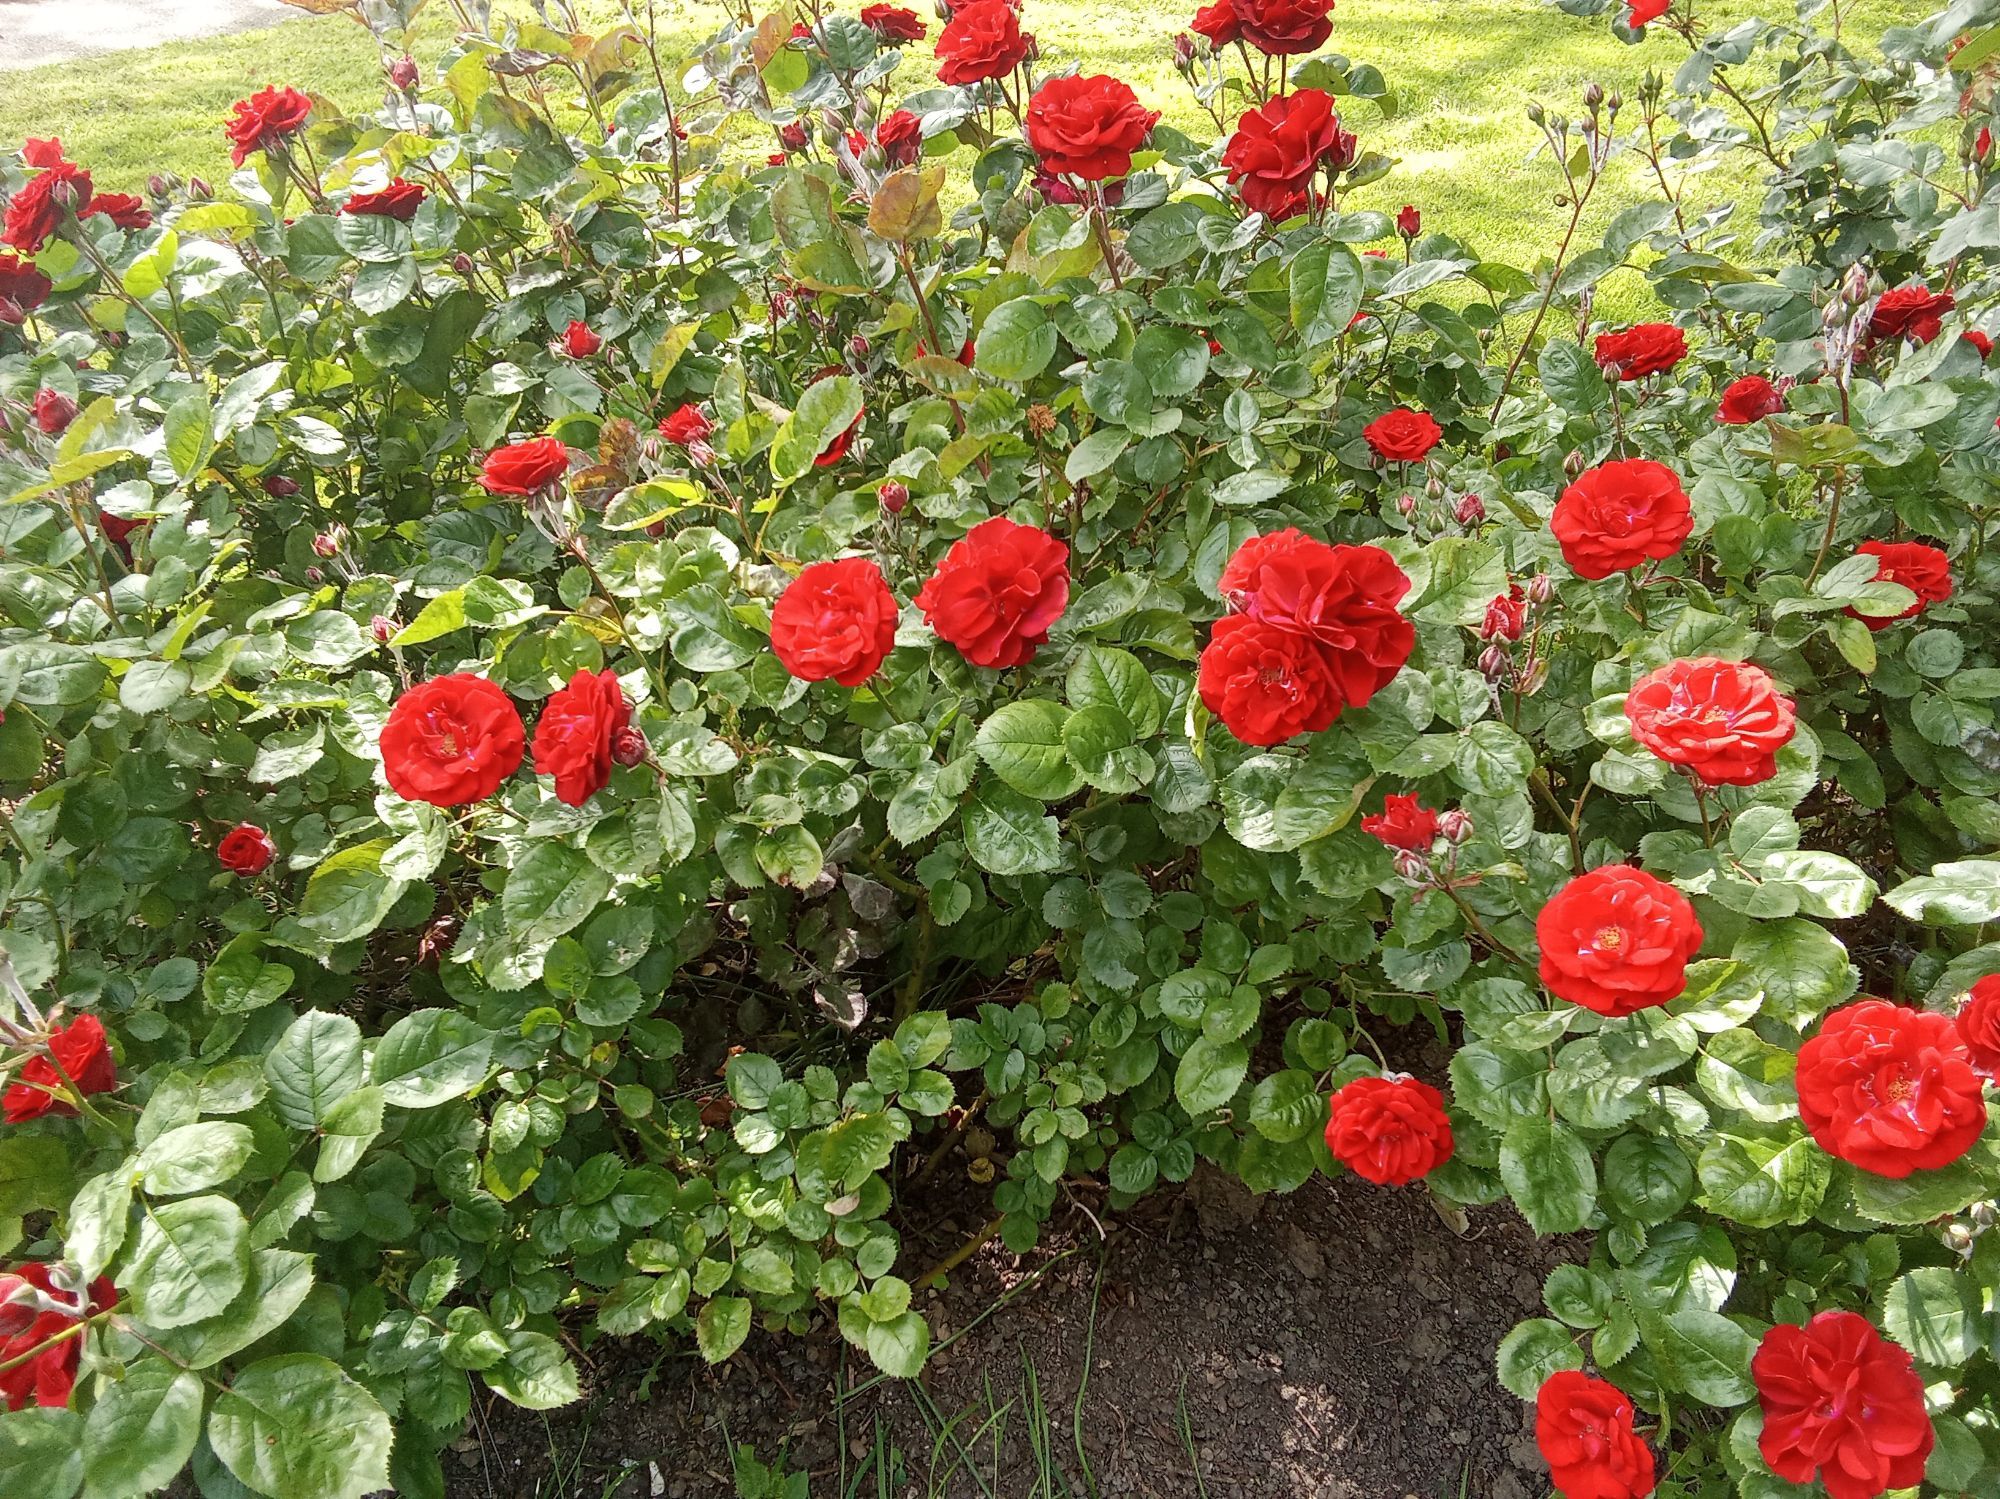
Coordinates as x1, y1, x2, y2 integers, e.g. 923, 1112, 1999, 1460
389, 55, 420, 90
1396, 492, 1418, 517
1563, 449, 1587, 478
262, 474, 300, 497
780, 121, 809, 152
1173, 31, 1196, 70
1971, 1200, 1997, 1230
1584, 82, 1605, 110
1842, 264, 1872, 306
147, 173, 170, 199
687, 438, 716, 469
1424, 475, 1445, 500
1022, 31, 1039, 62
453, 253, 475, 276
1454, 493, 1485, 525
31, 390, 77, 435
188, 176, 213, 200
305, 566, 323, 584
1979, 126, 1994, 162
1391, 850, 1429, 883
1527, 572, 1555, 606
878, 480, 909, 514
1526, 102, 1546, 125
771, 289, 794, 320
1396, 203, 1421, 239
311, 530, 341, 557
611, 727, 648, 767
1944, 1223, 1976, 1255
1438, 809, 1474, 845
1606, 91, 1623, 114
848, 334, 870, 360
1479, 643, 1510, 681
370, 614, 397, 644
417, 913, 460, 969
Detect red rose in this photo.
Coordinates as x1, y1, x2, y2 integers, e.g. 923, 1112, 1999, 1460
1323, 1075, 1454, 1186
0, 1264, 116, 1412
1536, 863, 1702, 1017
563, 320, 602, 358
1191, 0, 1243, 45
659, 404, 714, 445
380, 673, 525, 807
225, 85, 313, 166
1625, 0, 1669, 24
1845, 540, 1952, 630
771, 557, 900, 687
1625, 657, 1797, 787
532, 668, 629, 807
1754, 1312, 1933, 1499
2, 1015, 117, 1124
1535, 1372, 1656, 1499
1216, 530, 1414, 711
1868, 284, 1955, 346
341, 178, 426, 220
84, 192, 151, 231
218, 823, 276, 876
1482, 585, 1527, 641
815, 406, 864, 467
1957, 975, 2000, 1081
99, 510, 146, 547
20, 138, 66, 170
1592, 322, 1688, 380
478, 435, 570, 495
1964, 330, 1993, 357
915, 516, 1069, 668
862, 4, 927, 40
935, 0, 1029, 85
1362, 406, 1442, 463
1235, 0, 1336, 55
1715, 374, 1783, 425
1551, 458, 1692, 579
0, 254, 52, 314
876, 109, 923, 167
1197, 615, 1342, 744
1222, 88, 1353, 218
31, 390, 76, 435
1025, 75, 1161, 182
1360, 793, 1438, 850
1396, 203, 1421, 237
1981, 125, 1994, 161
3, 159, 91, 255
1796, 1000, 1986, 1178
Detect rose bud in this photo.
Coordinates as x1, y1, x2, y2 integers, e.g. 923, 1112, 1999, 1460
370, 614, 397, 644
389, 55, 420, 90
1584, 82, 1605, 110
1397, 204, 1421, 239
1479, 643, 1511, 682
262, 474, 300, 496
849, 333, 870, 359
1425, 475, 1446, 499
453, 252, 475, 275
1979, 125, 1994, 161
771, 289, 794, 320
1396, 492, 1418, 517
188, 175, 213, 200
1527, 572, 1555, 606
305, 566, 323, 584
0, 298, 23, 327
878, 480, 909, 514
780, 121, 809, 152
217, 823, 277, 876
1841, 263, 1872, 306
1438, 809, 1474, 845
1454, 493, 1486, 525
563, 320, 601, 358
1391, 849, 1429, 883
1563, 449, 1587, 478
32, 390, 77, 435
1173, 31, 1196, 70
687, 438, 716, 469
0, 1273, 39, 1337
311, 531, 341, 558
611, 727, 648, 767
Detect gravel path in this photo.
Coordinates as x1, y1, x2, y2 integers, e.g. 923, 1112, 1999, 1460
0, 0, 301, 71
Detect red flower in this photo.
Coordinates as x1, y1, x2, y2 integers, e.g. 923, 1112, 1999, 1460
1592, 322, 1687, 380
1396, 203, 1421, 238
0, 1264, 116, 1411
935, 0, 1029, 85
1482, 585, 1527, 641
532, 668, 629, 807
1217, 529, 1415, 710
1535, 1372, 1656, 1499
877, 109, 923, 167
0, 254, 52, 314
478, 436, 570, 495
1625, 0, 1669, 25
1796, 1000, 1986, 1178
1754, 1312, 1934, 1499
1625, 657, 1796, 787
1323, 1075, 1454, 1186
1715, 374, 1783, 425
1198, 614, 1345, 745
225, 85, 313, 167
380, 674, 525, 807
84, 192, 151, 231
1845, 540, 1952, 630
815, 406, 864, 467
341, 178, 426, 220
861, 4, 928, 40
1025, 75, 1161, 182
217, 824, 276, 876
31, 390, 76, 435
1868, 284, 1955, 346
915, 516, 1069, 668
1362, 406, 1441, 463
98, 511, 146, 547
1191, 0, 1243, 45
1361, 793, 1438, 850
1551, 458, 1692, 579
1980, 125, 1994, 161
20, 138, 66, 170
1235, 0, 1336, 55
771, 557, 900, 687
1536, 864, 1702, 1017
1222, 88, 1353, 218
1957, 975, 2000, 1082
659, 404, 714, 445
563, 320, 602, 358
3, 159, 91, 254
1965, 329, 1993, 357
2, 1015, 117, 1125
779, 121, 810, 153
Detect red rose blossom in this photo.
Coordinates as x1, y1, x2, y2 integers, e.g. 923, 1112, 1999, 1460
1845, 540, 1952, 630
915, 516, 1069, 668
563, 320, 602, 358
771, 557, 900, 687
1551, 458, 1692, 579
1191, 0, 1243, 44
478, 435, 571, 495
659, 404, 714, 445
341, 178, 426, 220
815, 406, 864, 467
225, 85, 313, 167
1536, 863, 1703, 1017
1957, 975, 2000, 1082
1535, 1372, 1656, 1499
1362, 406, 1442, 463
1198, 614, 1345, 744
532, 668, 629, 807
0, 1264, 116, 1412
876, 109, 923, 167
31, 390, 76, 435
861, 3, 927, 40
1624, 657, 1797, 787
1222, 88, 1353, 218
1482, 585, 1527, 641
1796, 999, 1986, 1178
2, 1015, 116, 1124
217, 823, 276, 876
380, 674, 525, 807
20, 138, 65, 170
1235, 0, 1336, 55
1361, 793, 1438, 850
1965, 330, 1993, 357
1025, 75, 1161, 182
1592, 322, 1688, 380
1716, 374, 1783, 425
1754, 1312, 1933, 1499
84, 192, 151, 231
1323, 1074, 1454, 1186
1216, 529, 1415, 711
935, 0, 1029, 85
1868, 284, 1955, 346
0, 254, 52, 314
1625, 0, 1669, 25
3, 158, 91, 254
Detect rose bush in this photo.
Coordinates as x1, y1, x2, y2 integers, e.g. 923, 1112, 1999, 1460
1, 0, 1999, 1496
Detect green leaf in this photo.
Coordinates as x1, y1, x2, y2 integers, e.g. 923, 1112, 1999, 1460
1494, 1318, 1584, 1400
66, 1170, 133, 1282
484, 1331, 580, 1409
163, 385, 214, 485
1247, 1070, 1322, 1143
126, 1195, 249, 1331
504, 842, 614, 949
962, 782, 1064, 875
1728, 921, 1854, 1027
973, 701, 1082, 800
770, 375, 864, 482
1290, 240, 1364, 345
1882, 1266, 1983, 1368
696, 1296, 752, 1363
0, 1408, 83, 1499
1174, 1037, 1249, 1116
265, 1010, 365, 1129
1697, 1131, 1829, 1228
973, 298, 1057, 382
373, 1010, 494, 1109
863, 1310, 930, 1377
1884, 858, 2000, 924
1537, 341, 1609, 414
208, 1355, 393, 1499
136, 1122, 254, 1196
151, 1249, 315, 1369
294, 840, 409, 945
81, 1359, 203, 1498
1639, 1307, 1757, 1406
1499, 1117, 1597, 1233
313, 1086, 384, 1183
1067, 646, 1163, 738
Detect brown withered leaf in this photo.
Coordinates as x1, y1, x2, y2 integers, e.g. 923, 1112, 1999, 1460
750, 13, 793, 71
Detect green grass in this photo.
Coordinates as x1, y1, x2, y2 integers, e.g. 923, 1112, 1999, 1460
0, 0, 1911, 277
